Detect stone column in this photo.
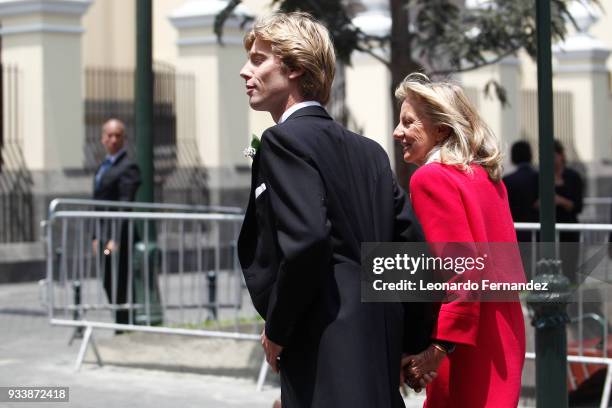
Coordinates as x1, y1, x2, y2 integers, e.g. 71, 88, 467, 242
0, 0, 92, 171
169, 0, 252, 205
170, 3, 251, 161
553, 0, 611, 168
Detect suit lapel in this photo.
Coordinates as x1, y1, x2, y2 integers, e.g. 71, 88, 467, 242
95, 150, 127, 192
245, 152, 260, 215
238, 105, 329, 267
238, 152, 260, 265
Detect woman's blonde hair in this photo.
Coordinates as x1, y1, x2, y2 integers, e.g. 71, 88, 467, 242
395, 73, 503, 181
244, 12, 336, 105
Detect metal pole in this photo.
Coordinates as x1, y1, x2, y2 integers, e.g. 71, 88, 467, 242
135, 0, 154, 206
536, 0, 555, 254
532, 1, 568, 407
134, 0, 162, 327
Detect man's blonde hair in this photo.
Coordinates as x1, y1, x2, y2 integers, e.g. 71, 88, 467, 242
395, 73, 503, 181
244, 12, 336, 105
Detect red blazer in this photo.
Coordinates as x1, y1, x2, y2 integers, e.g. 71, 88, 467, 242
410, 163, 526, 408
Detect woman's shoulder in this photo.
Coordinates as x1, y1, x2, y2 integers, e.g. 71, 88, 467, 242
411, 162, 496, 191
412, 162, 467, 183
410, 162, 459, 193
413, 162, 449, 178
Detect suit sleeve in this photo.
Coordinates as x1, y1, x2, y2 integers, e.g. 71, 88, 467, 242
393, 176, 425, 243
410, 165, 480, 347
118, 162, 142, 202
258, 129, 332, 346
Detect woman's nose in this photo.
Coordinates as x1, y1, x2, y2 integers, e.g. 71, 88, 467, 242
392, 126, 404, 141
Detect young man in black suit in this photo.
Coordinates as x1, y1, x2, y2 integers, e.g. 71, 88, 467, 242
237, 12, 430, 408
93, 118, 141, 326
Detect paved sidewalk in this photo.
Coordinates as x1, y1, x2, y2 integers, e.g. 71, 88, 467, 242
0, 281, 432, 408
0, 281, 281, 408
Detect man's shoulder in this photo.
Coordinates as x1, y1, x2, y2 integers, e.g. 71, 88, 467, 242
113, 152, 140, 175
271, 117, 385, 154
504, 165, 536, 180
502, 168, 520, 183
114, 151, 135, 165
273, 111, 333, 135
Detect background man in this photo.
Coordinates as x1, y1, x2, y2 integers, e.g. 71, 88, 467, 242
93, 118, 141, 327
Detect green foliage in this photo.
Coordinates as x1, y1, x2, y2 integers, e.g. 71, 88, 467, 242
217, 0, 594, 76
412, 0, 578, 76
250, 134, 261, 151
271, 0, 360, 63
214, 0, 253, 45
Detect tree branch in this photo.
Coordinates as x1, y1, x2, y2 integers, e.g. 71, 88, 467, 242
353, 42, 391, 69
430, 46, 521, 76
214, 0, 244, 45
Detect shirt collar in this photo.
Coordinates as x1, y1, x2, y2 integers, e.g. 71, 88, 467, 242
425, 147, 441, 165
279, 101, 322, 124
106, 148, 125, 164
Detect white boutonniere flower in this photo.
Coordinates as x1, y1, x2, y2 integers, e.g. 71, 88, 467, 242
243, 134, 261, 159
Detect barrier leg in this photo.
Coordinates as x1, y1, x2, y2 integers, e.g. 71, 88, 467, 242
89, 332, 103, 368
74, 325, 103, 371
68, 281, 84, 345
256, 356, 269, 392
600, 364, 612, 408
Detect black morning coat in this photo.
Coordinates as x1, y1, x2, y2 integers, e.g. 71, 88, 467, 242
238, 106, 432, 408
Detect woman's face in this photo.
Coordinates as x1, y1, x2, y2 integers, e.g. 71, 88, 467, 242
393, 95, 443, 166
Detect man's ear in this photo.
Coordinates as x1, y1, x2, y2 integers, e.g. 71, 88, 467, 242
288, 67, 304, 80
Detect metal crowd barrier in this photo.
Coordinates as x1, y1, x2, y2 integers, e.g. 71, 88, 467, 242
41, 199, 264, 379
46, 197, 243, 216
525, 352, 612, 408
582, 197, 612, 224
42, 198, 612, 397
516, 222, 612, 407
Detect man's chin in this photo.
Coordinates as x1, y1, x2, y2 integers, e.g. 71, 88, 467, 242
248, 99, 266, 111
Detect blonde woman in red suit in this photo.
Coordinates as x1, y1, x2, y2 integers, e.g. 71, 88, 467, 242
394, 74, 526, 407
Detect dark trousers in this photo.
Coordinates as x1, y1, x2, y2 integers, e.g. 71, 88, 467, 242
101, 223, 133, 326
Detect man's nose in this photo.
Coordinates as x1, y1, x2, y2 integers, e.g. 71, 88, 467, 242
239, 63, 251, 81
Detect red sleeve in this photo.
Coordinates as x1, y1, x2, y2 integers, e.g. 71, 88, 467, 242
410, 164, 480, 347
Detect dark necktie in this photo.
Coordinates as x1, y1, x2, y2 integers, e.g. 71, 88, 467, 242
95, 158, 113, 189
